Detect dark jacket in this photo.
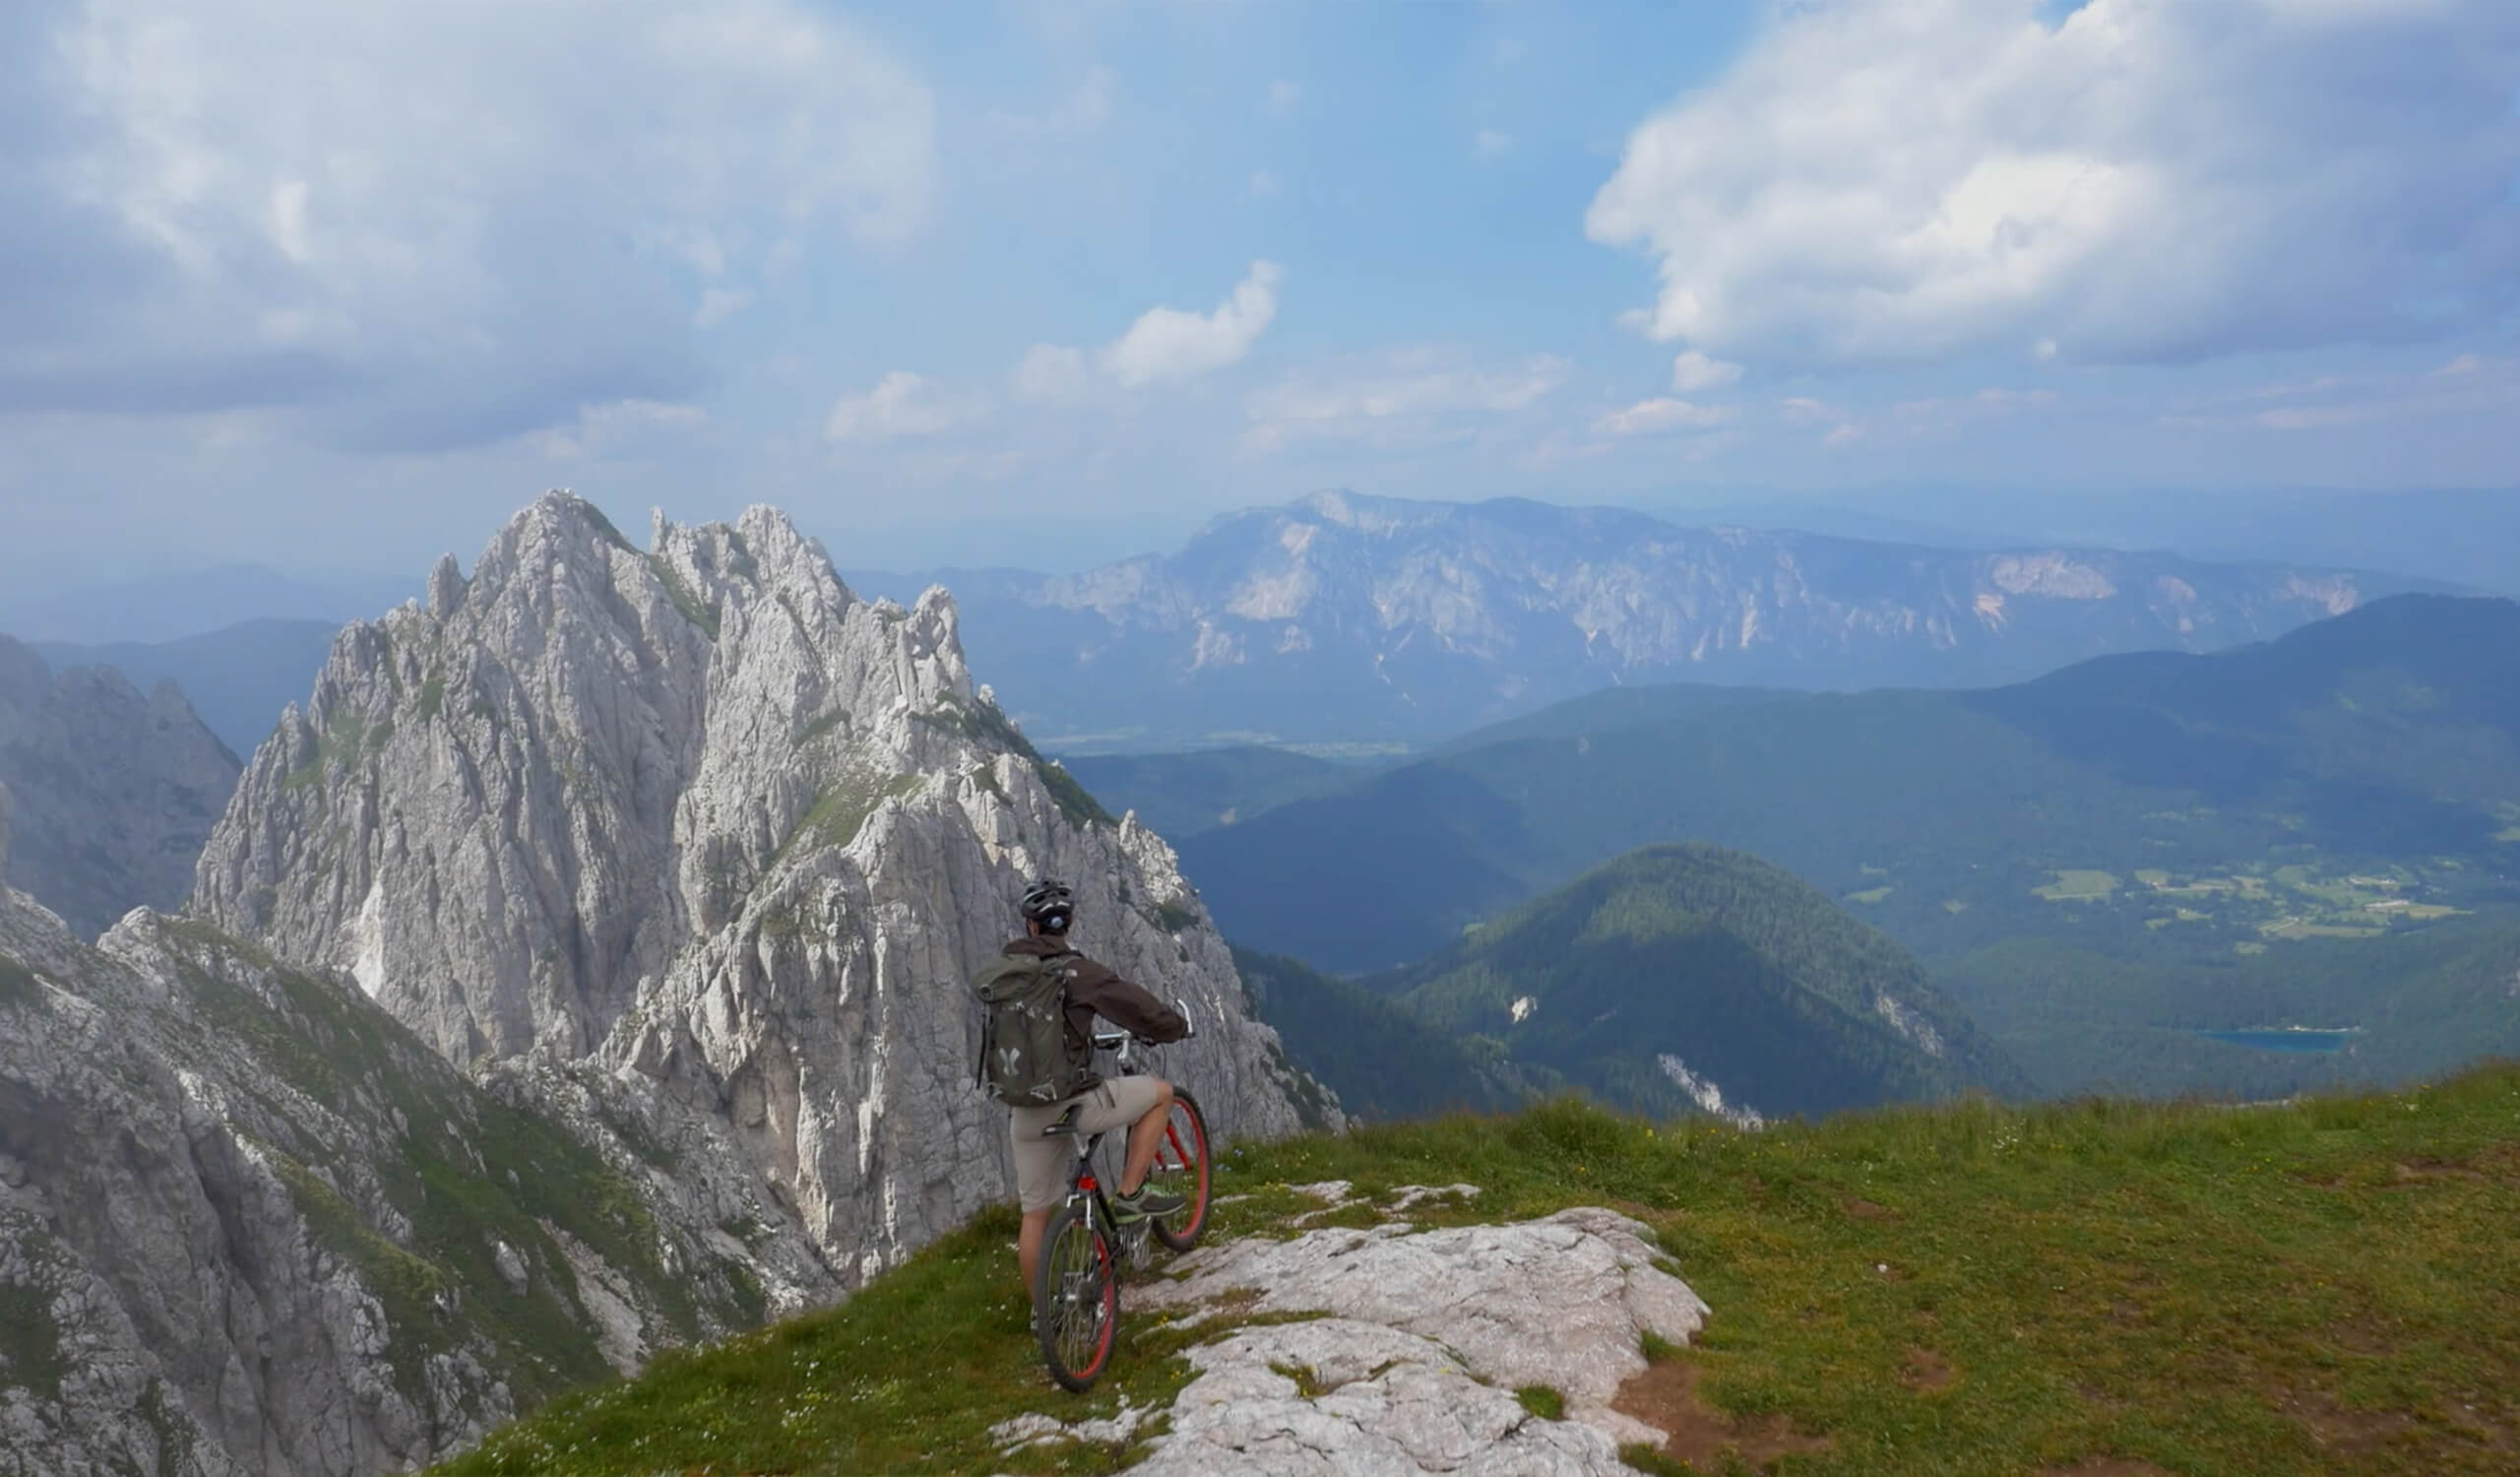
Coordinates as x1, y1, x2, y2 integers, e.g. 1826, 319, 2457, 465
1002, 935, 1187, 1087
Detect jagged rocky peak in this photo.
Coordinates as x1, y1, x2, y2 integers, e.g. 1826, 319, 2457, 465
194, 488, 1320, 1296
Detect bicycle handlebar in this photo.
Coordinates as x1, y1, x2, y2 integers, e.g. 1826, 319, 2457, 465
1089, 999, 1199, 1058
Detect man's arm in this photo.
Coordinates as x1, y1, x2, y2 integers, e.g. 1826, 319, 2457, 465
1066, 957, 1189, 1042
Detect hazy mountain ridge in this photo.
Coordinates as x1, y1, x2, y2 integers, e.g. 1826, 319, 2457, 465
35, 618, 343, 759
853, 490, 2445, 748
0, 635, 240, 938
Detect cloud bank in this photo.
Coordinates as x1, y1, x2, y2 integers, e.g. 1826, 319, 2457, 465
3, 0, 937, 450
1586, 0, 2520, 367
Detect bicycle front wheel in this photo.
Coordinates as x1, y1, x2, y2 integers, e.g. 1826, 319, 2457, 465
1150, 1088, 1212, 1252
1035, 1205, 1119, 1392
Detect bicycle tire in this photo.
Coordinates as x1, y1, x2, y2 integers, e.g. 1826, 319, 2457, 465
1035, 1204, 1119, 1392
1150, 1088, 1213, 1252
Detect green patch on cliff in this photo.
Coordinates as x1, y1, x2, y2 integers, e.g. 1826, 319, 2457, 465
647, 554, 721, 640
923, 694, 1118, 830
0, 1282, 64, 1399
775, 772, 926, 868
275, 1153, 447, 1317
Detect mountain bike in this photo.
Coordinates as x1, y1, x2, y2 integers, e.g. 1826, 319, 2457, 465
1033, 1017, 1213, 1393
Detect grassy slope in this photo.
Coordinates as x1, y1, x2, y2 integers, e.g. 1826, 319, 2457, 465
433, 1063, 2520, 1476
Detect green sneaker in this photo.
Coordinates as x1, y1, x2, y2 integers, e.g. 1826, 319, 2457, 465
1109, 1183, 1187, 1223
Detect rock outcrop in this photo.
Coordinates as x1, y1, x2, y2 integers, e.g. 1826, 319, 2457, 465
995, 1187, 1713, 1476
193, 492, 1321, 1302
0, 862, 798, 1475
0, 636, 240, 938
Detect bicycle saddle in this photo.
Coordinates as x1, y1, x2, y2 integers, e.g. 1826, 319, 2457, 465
1040, 1104, 1082, 1137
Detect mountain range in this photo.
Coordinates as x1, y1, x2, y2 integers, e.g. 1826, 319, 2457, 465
849, 489, 2447, 749
0, 636, 240, 938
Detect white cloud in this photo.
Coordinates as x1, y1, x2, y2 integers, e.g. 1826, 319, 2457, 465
1592, 398, 1737, 436
1013, 344, 1095, 405
1244, 348, 1570, 451
7, 0, 937, 449
1265, 79, 1301, 118
1474, 129, 1512, 161
532, 399, 709, 459
1250, 170, 1283, 198
1099, 261, 1284, 388
825, 371, 984, 442
1586, 0, 2520, 367
1670, 350, 1743, 393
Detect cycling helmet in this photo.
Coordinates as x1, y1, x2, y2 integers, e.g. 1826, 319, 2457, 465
1021, 878, 1076, 933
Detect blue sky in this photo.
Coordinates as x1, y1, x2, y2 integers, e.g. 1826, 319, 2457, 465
1, 0, 2515, 587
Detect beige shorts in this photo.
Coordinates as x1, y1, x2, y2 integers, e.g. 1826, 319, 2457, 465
1009, 1076, 1166, 1214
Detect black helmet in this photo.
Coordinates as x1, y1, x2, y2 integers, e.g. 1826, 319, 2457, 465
1021, 878, 1075, 933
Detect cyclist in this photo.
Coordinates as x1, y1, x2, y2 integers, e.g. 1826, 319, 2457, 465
980, 878, 1191, 1303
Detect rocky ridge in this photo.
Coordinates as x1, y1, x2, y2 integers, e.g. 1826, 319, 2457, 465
193, 491, 1320, 1302
0, 788, 802, 1476
0, 636, 240, 938
858, 489, 2433, 745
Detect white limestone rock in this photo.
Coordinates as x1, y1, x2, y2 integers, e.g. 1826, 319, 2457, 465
1137, 1207, 1709, 1454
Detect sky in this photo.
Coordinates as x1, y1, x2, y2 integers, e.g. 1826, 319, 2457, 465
1, 0, 2516, 592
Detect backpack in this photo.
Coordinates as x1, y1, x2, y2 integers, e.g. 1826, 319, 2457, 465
971, 950, 1090, 1107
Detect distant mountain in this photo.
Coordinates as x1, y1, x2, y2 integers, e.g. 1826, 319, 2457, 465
35, 617, 342, 756
848, 490, 2448, 750
1366, 845, 2021, 1123
1158, 595, 2520, 1097
0, 636, 240, 937
1656, 487, 2520, 599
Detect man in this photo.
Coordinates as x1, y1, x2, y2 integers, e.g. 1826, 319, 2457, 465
979, 878, 1190, 1302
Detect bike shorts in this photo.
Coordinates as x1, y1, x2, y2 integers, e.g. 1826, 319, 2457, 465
1010, 1076, 1166, 1214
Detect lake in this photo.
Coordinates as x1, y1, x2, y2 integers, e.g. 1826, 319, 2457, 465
2193, 1028, 2359, 1055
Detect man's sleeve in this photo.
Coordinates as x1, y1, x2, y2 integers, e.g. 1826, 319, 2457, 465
1067, 957, 1189, 1042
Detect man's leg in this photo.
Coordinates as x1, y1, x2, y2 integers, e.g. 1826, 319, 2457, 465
1019, 1206, 1053, 1299
1119, 1078, 1177, 1196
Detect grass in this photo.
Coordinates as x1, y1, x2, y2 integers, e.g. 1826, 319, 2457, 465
2033, 869, 2120, 902
432, 1063, 2520, 1476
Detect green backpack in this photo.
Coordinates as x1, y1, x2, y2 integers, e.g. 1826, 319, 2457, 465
971, 950, 1090, 1107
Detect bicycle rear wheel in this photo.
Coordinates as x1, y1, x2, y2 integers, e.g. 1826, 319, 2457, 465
1150, 1088, 1212, 1252
1035, 1205, 1119, 1392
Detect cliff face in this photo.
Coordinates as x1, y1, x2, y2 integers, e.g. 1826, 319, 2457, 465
0, 638, 239, 939
193, 492, 1319, 1294
0, 796, 805, 1476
